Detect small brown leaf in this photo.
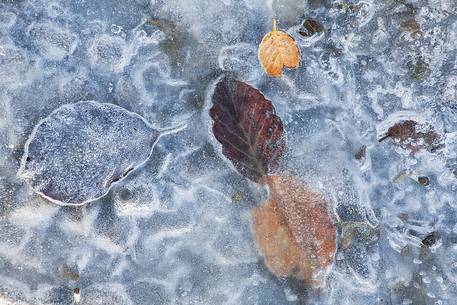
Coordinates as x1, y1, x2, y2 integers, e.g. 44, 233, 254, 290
399, 18, 422, 40
252, 175, 336, 286
209, 77, 286, 183
258, 18, 300, 77
378, 120, 442, 153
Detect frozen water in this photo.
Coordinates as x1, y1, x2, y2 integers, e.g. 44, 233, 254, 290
88, 35, 129, 73
27, 21, 78, 60
0, 43, 31, 87
19, 101, 163, 206
0, 12, 17, 30
1, 0, 457, 304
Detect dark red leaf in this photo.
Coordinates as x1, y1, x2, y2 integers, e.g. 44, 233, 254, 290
209, 77, 286, 182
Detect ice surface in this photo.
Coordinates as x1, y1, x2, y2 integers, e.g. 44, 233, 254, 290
27, 21, 79, 60
18, 101, 162, 206
1, 0, 457, 304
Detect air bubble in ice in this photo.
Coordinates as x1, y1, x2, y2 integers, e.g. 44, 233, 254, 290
110, 24, 123, 34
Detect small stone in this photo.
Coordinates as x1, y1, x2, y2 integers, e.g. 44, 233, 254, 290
354, 145, 367, 160
62, 264, 80, 281
422, 232, 438, 247
298, 18, 324, 37
110, 24, 123, 34
418, 176, 430, 186
399, 213, 409, 222
408, 56, 430, 81
231, 192, 242, 204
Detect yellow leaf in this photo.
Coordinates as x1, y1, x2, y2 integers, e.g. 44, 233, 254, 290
258, 18, 300, 77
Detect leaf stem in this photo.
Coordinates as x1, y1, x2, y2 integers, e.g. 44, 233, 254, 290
264, 175, 279, 210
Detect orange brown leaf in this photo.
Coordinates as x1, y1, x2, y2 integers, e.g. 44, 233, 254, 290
258, 18, 300, 77
252, 175, 336, 286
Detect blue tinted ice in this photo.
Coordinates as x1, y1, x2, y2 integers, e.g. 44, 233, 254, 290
19, 101, 160, 206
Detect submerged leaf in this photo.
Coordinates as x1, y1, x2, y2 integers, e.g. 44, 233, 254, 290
408, 56, 430, 81
209, 77, 286, 183
258, 18, 300, 77
378, 119, 442, 153
400, 19, 422, 39
252, 199, 314, 281
19, 101, 165, 206
252, 175, 336, 286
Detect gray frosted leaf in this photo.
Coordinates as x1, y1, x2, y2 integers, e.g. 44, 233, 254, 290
18, 101, 163, 206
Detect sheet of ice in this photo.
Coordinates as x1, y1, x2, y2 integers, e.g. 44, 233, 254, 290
18, 101, 162, 206
1, 0, 457, 304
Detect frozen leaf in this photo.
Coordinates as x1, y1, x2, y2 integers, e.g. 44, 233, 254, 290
209, 77, 286, 183
252, 199, 315, 282
378, 119, 442, 153
268, 176, 336, 272
258, 18, 300, 77
252, 175, 336, 286
19, 101, 184, 206
400, 19, 422, 39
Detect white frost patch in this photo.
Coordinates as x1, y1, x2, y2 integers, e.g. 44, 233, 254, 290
0, 44, 30, 86
89, 235, 124, 255
9, 205, 58, 228
87, 34, 130, 73
27, 21, 78, 60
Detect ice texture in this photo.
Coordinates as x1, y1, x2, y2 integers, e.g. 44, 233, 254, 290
19, 101, 161, 206
1, 0, 457, 304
